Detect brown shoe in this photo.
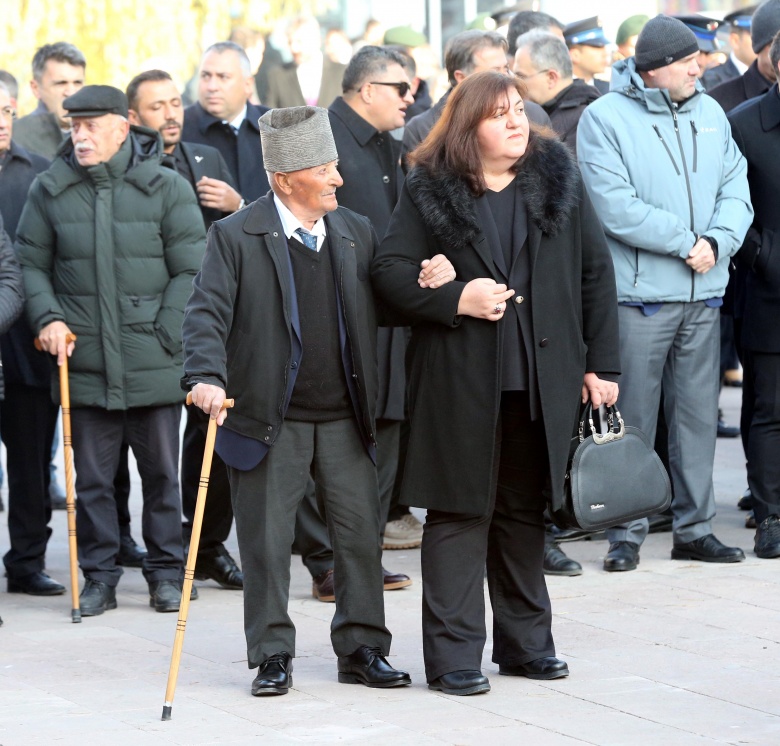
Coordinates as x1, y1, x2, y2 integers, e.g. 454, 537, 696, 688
383, 567, 412, 591
312, 568, 335, 603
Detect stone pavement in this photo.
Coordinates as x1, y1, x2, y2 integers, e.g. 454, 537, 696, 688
1, 387, 779, 745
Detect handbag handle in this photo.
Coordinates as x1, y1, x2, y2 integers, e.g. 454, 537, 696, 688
578, 401, 625, 444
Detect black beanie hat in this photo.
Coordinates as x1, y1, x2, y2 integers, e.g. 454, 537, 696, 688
751, 0, 780, 53
634, 15, 699, 72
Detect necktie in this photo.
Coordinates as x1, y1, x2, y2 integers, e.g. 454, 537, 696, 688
295, 228, 318, 251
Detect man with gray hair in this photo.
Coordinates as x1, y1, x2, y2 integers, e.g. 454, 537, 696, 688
182, 41, 270, 202
402, 29, 549, 166
182, 105, 439, 695
14, 42, 86, 159
514, 30, 600, 157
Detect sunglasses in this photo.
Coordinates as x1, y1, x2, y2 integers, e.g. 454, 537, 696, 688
369, 81, 411, 97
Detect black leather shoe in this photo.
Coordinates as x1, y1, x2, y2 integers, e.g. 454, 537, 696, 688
312, 568, 335, 602
648, 512, 674, 534
252, 652, 292, 696
7, 571, 66, 596
603, 541, 639, 572
194, 545, 243, 589
755, 515, 780, 559
543, 543, 582, 576
738, 489, 754, 511
746, 512, 756, 529
383, 566, 412, 590
117, 534, 147, 568
549, 525, 605, 542
148, 580, 197, 612
717, 410, 740, 438
80, 578, 117, 616
671, 534, 745, 563
337, 645, 411, 688
428, 670, 490, 696
499, 656, 569, 680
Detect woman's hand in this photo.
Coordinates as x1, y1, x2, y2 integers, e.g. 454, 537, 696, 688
418, 254, 456, 288
581, 373, 619, 407
457, 278, 515, 320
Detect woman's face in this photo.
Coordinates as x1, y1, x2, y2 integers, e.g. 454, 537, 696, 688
476, 87, 529, 167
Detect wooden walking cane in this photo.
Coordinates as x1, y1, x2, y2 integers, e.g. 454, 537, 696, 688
35, 333, 80, 622
162, 392, 234, 721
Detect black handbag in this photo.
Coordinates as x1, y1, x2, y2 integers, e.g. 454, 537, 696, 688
550, 402, 672, 532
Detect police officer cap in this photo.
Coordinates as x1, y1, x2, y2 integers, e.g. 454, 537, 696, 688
564, 17, 609, 48
674, 15, 721, 53
724, 5, 758, 31
63, 85, 129, 118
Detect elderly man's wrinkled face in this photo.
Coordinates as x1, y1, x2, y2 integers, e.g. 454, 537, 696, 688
281, 160, 343, 222
70, 113, 129, 166
646, 52, 700, 102
31, 60, 85, 128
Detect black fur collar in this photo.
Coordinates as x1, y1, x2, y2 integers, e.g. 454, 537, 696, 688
406, 134, 578, 249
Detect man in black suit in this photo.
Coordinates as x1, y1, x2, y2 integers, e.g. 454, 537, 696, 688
127, 69, 244, 590
181, 42, 270, 204
728, 31, 780, 559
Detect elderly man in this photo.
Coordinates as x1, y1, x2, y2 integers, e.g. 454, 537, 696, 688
514, 30, 599, 158
577, 15, 753, 572
14, 42, 85, 159
17, 85, 205, 615
183, 106, 418, 695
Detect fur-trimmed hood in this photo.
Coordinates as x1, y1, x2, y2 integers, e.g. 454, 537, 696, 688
405, 133, 579, 250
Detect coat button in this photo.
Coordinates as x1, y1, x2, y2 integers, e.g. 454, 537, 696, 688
291, 361, 298, 368
382, 175, 390, 184
267, 426, 272, 431
273, 232, 279, 237
515, 296, 524, 304
351, 242, 355, 247
264, 436, 270, 441
539, 338, 549, 347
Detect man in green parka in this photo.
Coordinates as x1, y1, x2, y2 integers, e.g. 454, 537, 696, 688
16, 85, 206, 615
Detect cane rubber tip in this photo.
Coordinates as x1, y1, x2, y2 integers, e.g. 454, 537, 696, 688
72, 609, 82, 623
162, 705, 172, 721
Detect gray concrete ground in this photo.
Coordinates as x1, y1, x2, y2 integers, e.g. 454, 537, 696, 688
1, 387, 779, 745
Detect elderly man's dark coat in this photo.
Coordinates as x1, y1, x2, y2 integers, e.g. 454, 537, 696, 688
708, 59, 772, 113
542, 79, 600, 158
372, 135, 620, 517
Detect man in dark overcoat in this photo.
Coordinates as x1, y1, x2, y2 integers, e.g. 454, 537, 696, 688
728, 31, 780, 559
181, 106, 413, 696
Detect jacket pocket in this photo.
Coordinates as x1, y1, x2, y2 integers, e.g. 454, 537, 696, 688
119, 294, 161, 334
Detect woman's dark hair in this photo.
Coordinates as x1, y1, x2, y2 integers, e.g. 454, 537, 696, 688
410, 71, 545, 195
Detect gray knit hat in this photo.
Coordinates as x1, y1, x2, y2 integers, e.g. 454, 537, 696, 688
634, 15, 699, 72
258, 106, 338, 174
751, 0, 780, 52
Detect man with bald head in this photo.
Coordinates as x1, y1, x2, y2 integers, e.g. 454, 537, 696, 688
17, 85, 205, 616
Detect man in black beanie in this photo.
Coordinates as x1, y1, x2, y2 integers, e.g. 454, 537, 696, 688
577, 16, 753, 572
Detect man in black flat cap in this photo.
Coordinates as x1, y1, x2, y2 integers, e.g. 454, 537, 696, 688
17, 84, 205, 616
564, 16, 611, 94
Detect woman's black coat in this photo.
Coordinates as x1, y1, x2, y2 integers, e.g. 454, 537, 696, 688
371, 135, 620, 516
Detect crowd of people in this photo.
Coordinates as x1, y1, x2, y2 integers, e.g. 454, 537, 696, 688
0, 2, 778, 699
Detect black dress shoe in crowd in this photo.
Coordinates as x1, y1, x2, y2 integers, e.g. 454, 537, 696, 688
717, 410, 740, 438
755, 515, 780, 559
194, 545, 243, 589
671, 534, 745, 563
80, 578, 117, 616
117, 534, 147, 568
648, 512, 674, 534
738, 489, 754, 511
549, 525, 605, 542
603, 541, 639, 572
312, 568, 336, 602
252, 652, 293, 696
337, 645, 411, 688
7, 571, 66, 596
499, 656, 569, 680
383, 566, 412, 590
148, 580, 197, 612
428, 670, 490, 696
543, 543, 582, 576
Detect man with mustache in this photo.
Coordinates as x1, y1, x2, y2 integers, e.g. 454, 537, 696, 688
126, 69, 245, 591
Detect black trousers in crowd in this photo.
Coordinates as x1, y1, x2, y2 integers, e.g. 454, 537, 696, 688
421, 391, 554, 682
1, 384, 58, 579
228, 417, 390, 668
743, 350, 780, 524
70, 404, 184, 586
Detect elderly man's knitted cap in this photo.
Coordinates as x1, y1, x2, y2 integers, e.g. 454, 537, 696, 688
751, 0, 780, 52
634, 15, 699, 72
258, 106, 337, 174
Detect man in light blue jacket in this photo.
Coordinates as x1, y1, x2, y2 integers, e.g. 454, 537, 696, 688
577, 15, 753, 571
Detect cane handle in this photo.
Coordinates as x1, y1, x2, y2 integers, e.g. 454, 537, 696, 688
185, 391, 234, 409
34, 332, 77, 351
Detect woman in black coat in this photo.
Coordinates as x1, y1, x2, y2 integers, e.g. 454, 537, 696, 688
371, 72, 620, 695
